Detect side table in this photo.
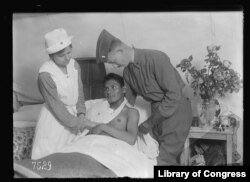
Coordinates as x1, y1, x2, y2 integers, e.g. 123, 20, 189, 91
181, 127, 234, 165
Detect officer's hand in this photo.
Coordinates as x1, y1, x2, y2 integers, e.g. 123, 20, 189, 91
138, 121, 153, 134
137, 131, 147, 144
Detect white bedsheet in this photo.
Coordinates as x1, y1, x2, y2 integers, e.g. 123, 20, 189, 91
60, 134, 155, 178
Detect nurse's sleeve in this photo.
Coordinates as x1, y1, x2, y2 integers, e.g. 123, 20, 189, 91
38, 72, 82, 131
74, 61, 86, 116
153, 53, 183, 118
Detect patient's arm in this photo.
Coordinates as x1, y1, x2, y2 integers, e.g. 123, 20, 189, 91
89, 108, 139, 145
80, 117, 99, 130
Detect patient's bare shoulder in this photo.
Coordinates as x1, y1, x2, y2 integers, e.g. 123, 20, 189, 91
107, 106, 139, 130
126, 106, 139, 124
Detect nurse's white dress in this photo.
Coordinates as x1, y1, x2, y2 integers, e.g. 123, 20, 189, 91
31, 59, 79, 160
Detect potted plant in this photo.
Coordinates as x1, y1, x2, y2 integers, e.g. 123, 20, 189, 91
176, 45, 243, 127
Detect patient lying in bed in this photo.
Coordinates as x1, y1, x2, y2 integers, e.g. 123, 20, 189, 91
57, 73, 156, 177
83, 73, 159, 160
86, 73, 139, 146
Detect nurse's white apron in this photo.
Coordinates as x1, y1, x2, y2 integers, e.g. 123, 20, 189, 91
31, 59, 79, 160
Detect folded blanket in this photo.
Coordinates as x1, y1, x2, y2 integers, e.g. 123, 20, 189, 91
59, 135, 154, 178
14, 152, 117, 178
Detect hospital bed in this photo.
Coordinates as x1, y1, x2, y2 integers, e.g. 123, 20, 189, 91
13, 57, 153, 178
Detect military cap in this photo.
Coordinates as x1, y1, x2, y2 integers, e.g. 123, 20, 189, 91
96, 29, 121, 63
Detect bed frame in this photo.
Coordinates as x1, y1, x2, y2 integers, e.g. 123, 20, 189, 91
75, 57, 106, 101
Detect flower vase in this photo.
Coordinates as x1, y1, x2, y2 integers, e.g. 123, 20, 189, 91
198, 98, 220, 128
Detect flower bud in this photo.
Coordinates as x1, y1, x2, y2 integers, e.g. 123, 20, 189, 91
223, 60, 232, 68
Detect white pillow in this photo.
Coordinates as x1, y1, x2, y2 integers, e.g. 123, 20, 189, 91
13, 104, 43, 122
85, 98, 105, 111
133, 96, 151, 125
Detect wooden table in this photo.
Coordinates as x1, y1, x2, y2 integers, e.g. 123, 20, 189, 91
181, 127, 234, 165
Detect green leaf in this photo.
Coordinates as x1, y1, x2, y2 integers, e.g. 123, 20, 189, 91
188, 55, 193, 61
204, 58, 210, 63
215, 46, 221, 51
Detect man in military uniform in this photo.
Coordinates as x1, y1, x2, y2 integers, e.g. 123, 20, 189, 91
95, 29, 192, 165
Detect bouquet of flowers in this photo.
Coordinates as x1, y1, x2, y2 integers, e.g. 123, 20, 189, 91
176, 45, 243, 101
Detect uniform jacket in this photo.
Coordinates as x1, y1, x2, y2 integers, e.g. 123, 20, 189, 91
123, 48, 185, 121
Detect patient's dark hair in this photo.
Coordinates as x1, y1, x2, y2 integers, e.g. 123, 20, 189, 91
104, 73, 124, 87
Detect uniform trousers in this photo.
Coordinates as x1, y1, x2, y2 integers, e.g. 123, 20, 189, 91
151, 96, 192, 165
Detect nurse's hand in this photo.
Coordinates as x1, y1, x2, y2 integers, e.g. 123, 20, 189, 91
88, 124, 104, 135
80, 116, 98, 130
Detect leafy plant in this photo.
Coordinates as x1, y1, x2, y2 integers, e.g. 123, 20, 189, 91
176, 45, 243, 101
